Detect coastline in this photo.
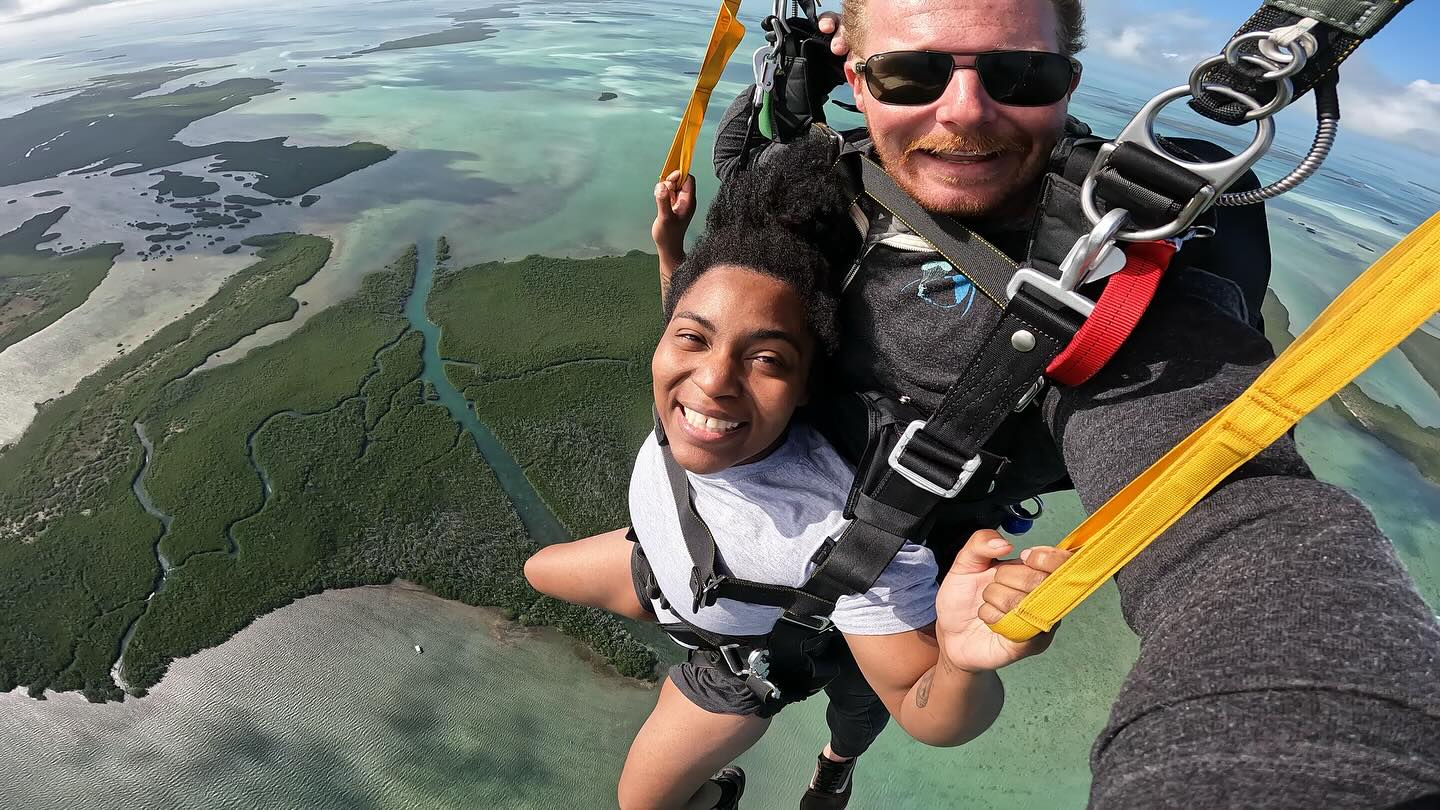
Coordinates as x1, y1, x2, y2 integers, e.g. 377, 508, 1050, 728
1261, 290, 1440, 487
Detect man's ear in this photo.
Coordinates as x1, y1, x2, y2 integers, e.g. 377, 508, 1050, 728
844, 58, 868, 115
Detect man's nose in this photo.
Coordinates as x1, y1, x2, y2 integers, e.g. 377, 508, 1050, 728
933, 68, 997, 128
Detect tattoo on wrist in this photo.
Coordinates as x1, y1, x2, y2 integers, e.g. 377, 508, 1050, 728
915, 670, 934, 708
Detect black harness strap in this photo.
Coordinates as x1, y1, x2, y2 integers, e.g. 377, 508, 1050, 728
857, 155, 1018, 306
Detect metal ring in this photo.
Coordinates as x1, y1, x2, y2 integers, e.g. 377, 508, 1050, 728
1080, 83, 1274, 241
1188, 53, 1296, 121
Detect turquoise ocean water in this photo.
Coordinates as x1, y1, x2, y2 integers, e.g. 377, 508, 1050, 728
0, 1, 1436, 807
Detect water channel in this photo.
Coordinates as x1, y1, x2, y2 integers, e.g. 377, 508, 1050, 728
402, 239, 571, 546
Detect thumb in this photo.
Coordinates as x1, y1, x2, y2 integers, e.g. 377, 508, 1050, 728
654, 180, 675, 221
947, 530, 1011, 576
675, 174, 696, 218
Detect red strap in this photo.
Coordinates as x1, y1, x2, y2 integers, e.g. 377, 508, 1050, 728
1045, 240, 1176, 386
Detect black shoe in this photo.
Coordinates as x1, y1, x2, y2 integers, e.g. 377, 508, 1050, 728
799, 754, 855, 810
711, 766, 746, 810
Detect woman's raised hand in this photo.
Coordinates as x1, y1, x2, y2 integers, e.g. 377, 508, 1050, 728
652, 170, 696, 271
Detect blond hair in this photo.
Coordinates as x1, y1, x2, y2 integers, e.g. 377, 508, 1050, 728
840, 0, 1086, 57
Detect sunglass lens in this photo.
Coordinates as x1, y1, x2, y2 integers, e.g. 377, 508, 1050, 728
864, 51, 955, 105
975, 51, 1073, 106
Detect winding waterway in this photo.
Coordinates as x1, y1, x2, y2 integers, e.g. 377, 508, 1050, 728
112, 421, 176, 689
403, 239, 570, 546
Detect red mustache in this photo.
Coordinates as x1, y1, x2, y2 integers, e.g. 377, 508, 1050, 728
903, 132, 1026, 159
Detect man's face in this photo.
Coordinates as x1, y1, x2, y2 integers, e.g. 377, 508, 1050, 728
845, 0, 1077, 219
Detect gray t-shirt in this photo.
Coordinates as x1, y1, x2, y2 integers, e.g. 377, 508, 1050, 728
628, 422, 939, 637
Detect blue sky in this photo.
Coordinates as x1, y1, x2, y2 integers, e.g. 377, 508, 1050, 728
1078, 0, 1439, 149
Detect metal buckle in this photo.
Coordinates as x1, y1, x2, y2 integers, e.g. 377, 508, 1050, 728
780, 613, 835, 633
691, 572, 727, 613
886, 420, 981, 499
1080, 85, 1274, 241
718, 643, 750, 676
1007, 208, 1129, 317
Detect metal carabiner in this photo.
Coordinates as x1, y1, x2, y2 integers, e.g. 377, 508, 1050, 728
1080, 84, 1274, 241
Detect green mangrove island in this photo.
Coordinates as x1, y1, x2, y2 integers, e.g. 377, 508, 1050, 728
0, 234, 658, 702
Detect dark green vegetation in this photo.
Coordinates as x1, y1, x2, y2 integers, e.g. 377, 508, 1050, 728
1, 240, 658, 701
0, 65, 392, 198
0, 207, 121, 353
1262, 291, 1440, 486
431, 252, 662, 538
0, 234, 331, 701
1399, 328, 1440, 397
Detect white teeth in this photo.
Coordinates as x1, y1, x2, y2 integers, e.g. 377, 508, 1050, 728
682, 406, 741, 433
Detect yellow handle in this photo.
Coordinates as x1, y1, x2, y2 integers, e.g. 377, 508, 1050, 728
661, 0, 746, 181
993, 212, 1440, 642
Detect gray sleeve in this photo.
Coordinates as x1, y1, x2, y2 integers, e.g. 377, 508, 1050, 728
1042, 284, 1440, 806
831, 542, 939, 635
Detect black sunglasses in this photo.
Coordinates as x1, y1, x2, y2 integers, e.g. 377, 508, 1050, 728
855, 50, 1080, 107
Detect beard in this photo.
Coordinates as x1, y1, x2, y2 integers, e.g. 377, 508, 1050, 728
873, 128, 1048, 221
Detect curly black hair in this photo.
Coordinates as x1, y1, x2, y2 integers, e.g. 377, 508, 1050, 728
662, 135, 860, 355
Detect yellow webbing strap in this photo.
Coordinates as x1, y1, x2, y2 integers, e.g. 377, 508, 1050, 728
661, 0, 745, 181
993, 212, 1440, 642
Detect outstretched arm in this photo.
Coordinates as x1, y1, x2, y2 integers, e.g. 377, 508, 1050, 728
846, 531, 1071, 747
1045, 283, 1440, 804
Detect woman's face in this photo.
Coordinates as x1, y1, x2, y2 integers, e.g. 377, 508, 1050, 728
652, 265, 816, 474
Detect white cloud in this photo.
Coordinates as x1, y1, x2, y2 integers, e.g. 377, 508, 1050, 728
1084, 3, 1223, 66
1344, 79, 1440, 143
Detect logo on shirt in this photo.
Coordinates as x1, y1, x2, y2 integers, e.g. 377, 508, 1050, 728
904, 260, 976, 314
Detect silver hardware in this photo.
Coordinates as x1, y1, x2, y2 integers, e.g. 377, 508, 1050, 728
781, 613, 835, 633
887, 420, 982, 498
1080, 86, 1273, 241
1014, 377, 1046, 412
1008, 208, 1129, 315
898, 394, 912, 405
1011, 330, 1036, 352
1217, 115, 1337, 206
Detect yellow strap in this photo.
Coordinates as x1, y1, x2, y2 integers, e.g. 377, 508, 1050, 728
661, 0, 746, 181
993, 212, 1440, 642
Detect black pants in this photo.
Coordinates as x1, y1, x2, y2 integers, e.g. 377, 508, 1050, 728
822, 639, 890, 758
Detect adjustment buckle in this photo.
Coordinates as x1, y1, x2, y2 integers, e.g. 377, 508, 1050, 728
887, 420, 981, 498
780, 613, 835, 633
1007, 208, 1129, 318
691, 571, 728, 613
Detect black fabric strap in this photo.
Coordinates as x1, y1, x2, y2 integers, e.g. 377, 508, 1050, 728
1188, 1, 1411, 125
857, 155, 1018, 305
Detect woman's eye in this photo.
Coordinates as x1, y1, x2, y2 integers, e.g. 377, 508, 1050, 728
753, 354, 786, 369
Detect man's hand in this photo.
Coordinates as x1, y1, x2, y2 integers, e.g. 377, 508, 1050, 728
652, 170, 696, 271
817, 12, 849, 58
935, 530, 1072, 673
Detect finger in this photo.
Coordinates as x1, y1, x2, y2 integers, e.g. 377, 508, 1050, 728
818, 11, 837, 33
1019, 546, 1073, 575
993, 563, 1048, 594
947, 530, 1011, 576
830, 27, 850, 58
674, 174, 696, 218
654, 181, 675, 221
981, 582, 1029, 615
978, 601, 1007, 626
665, 169, 684, 185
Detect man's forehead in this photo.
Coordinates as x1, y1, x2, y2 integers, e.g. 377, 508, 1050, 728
862, 0, 1059, 53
